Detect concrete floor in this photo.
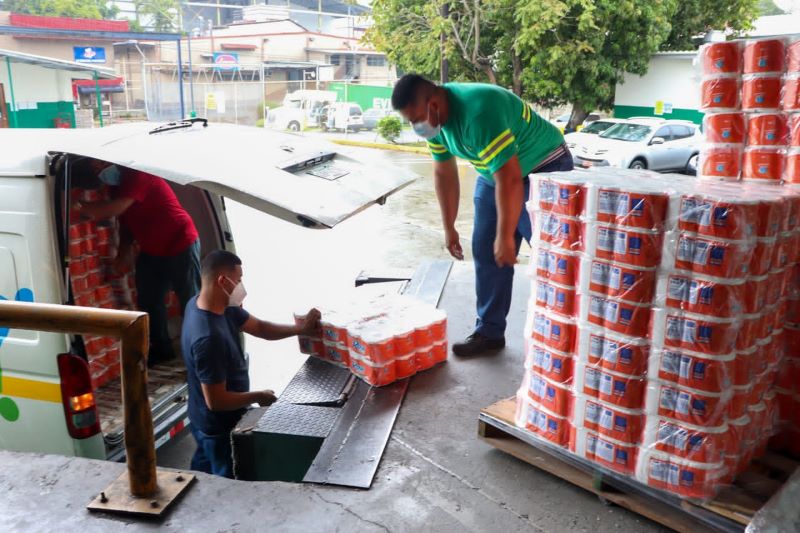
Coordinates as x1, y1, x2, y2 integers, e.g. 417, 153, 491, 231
0, 147, 668, 531
1, 263, 666, 532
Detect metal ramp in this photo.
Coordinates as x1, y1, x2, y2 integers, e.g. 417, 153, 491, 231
231, 260, 452, 488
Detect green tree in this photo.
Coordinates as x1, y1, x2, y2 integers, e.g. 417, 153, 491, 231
661, 0, 759, 51
1, 0, 117, 18
135, 0, 179, 32
369, 0, 761, 130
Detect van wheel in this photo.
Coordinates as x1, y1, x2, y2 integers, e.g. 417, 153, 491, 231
288, 121, 301, 132
629, 159, 647, 170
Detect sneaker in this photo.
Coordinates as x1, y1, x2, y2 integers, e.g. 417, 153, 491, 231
452, 332, 505, 357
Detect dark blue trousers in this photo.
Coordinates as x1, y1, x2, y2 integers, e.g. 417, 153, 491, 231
472, 150, 575, 339
190, 425, 234, 478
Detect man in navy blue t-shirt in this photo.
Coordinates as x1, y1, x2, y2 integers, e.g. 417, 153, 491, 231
181, 250, 320, 477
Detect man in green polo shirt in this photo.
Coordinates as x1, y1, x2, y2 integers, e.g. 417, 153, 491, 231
392, 74, 573, 356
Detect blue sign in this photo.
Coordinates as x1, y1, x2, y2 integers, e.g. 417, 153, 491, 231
213, 52, 239, 72
74, 46, 106, 63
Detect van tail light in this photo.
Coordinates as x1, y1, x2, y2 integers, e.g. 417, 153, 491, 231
57, 354, 101, 439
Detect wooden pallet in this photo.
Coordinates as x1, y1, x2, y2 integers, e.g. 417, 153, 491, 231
478, 398, 800, 533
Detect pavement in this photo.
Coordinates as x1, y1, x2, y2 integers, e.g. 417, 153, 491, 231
0, 263, 665, 532
0, 146, 667, 532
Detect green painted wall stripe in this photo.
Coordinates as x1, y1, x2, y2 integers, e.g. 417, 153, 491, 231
4, 101, 75, 128
328, 82, 393, 111
614, 104, 704, 125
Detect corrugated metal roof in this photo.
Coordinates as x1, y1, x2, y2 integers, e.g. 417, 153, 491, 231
0, 48, 117, 78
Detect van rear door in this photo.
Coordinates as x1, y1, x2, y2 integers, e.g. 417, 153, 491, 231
51, 122, 417, 228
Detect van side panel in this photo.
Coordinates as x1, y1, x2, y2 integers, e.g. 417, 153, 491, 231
0, 175, 103, 457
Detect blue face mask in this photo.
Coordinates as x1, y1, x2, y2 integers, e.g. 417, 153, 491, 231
98, 165, 121, 186
412, 101, 441, 140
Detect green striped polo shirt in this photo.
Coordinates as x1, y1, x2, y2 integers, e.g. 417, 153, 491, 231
427, 83, 565, 181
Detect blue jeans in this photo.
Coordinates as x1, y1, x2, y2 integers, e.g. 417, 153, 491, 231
472, 149, 575, 339
190, 425, 234, 478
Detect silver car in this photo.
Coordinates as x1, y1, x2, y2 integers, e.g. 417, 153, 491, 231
572, 118, 702, 174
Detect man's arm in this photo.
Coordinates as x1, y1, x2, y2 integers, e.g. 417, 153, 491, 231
75, 197, 134, 220
200, 382, 276, 411
241, 308, 321, 341
493, 155, 524, 267
433, 157, 464, 260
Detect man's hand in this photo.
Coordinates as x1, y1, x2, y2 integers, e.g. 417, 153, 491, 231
255, 389, 277, 407
300, 308, 322, 336
494, 234, 517, 267
445, 227, 464, 260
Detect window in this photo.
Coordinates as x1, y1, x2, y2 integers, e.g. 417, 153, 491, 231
600, 124, 652, 142
367, 56, 386, 67
329, 54, 341, 66
671, 125, 694, 139
653, 126, 672, 141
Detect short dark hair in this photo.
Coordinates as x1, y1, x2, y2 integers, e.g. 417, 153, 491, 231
201, 250, 242, 281
391, 74, 436, 110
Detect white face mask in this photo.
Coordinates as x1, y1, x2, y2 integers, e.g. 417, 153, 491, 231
98, 164, 121, 186
223, 277, 247, 307
411, 101, 441, 140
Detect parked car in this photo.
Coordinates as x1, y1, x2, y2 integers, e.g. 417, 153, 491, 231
564, 118, 628, 152
551, 112, 601, 133
571, 118, 701, 174
362, 108, 400, 130
322, 103, 365, 132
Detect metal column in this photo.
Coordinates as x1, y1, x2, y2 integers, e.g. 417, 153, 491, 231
4, 56, 17, 128
93, 70, 104, 127
187, 33, 195, 117
176, 38, 185, 119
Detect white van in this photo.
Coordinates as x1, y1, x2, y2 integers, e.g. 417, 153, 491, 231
266, 90, 337, 132
0, 121, 414, 461
322, 103, 364, 133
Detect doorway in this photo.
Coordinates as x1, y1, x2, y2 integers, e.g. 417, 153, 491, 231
0, 83, 8, 128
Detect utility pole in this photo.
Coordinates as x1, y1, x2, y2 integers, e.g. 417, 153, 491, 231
440, 2, 449, 84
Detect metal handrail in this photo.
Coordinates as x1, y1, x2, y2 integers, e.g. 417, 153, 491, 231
0, 300, 157, 497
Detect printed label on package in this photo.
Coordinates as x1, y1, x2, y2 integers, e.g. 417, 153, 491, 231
661, 351, 681, 376
596, 438, 616, 463
539, 181, 557, 205
599, 407, 614, 431
542, 213, 562, 237
650, 459, 680, 486
668, 276, 691, 302
591, 261, 611, 286
585, 367, 601, 390
599, 373, 614, 396
660, 386, 678, 411
599, 190, 631, 217
585, 401, 602, 424
590, 335, 605, 359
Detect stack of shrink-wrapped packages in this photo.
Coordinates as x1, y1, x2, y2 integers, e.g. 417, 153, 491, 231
698, 37, 800, 182
516, 169, 800, 500
296, 294, 447, 387
68, 186, 184, 388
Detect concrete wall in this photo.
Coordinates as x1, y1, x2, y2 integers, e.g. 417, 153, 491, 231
0, 62, 93, 127
614, 54, 704, 124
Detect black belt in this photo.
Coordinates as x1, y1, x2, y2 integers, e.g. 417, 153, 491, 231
530, 143, 569, 173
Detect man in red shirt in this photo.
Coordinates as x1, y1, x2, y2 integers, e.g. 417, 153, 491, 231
75, 161, 201, 367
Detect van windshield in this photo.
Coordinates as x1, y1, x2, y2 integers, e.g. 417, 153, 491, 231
286, 100, 302, 109
600, 124, 652, 142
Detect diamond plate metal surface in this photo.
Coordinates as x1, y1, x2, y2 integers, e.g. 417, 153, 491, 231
255, 403, 340, 438
277, 357, 352, 406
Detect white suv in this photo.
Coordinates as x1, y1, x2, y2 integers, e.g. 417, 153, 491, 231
572, 118, 701, 174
